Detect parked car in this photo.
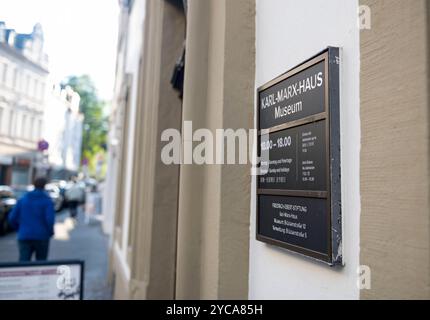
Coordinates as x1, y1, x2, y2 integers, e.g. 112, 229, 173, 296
0, 186, 17, 235
50, 180, 68, 209
12, 185, 32, 200
45, 183, 64, 212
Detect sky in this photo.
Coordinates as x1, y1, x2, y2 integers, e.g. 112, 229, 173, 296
0, 0, 119, 101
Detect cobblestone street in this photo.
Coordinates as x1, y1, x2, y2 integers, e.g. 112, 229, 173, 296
0, 209, 112, 300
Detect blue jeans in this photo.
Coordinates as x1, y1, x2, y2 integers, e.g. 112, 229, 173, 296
18, 240, 50, 261
68, 200, 79, 218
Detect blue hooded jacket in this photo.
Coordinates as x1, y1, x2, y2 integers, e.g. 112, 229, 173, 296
8, 189, 55, 240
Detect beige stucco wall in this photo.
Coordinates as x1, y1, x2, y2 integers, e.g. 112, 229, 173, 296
112, 243, 131, 299
175, 0, 255, 299
175, 0, 211, 299
110, 0, 185, 299
132, 0, 184, 299
360, 0, 430, 299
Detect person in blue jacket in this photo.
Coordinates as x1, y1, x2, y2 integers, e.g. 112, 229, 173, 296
8, 177, 55, 262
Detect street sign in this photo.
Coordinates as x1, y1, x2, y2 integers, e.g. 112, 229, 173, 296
256, 48, 342, 266
37, 139, 49, 152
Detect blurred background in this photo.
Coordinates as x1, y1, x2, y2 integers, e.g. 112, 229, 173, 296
0, 0, 119, 299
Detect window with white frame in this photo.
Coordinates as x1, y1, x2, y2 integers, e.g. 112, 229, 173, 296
21, 114, 27, 138
33, 78, 38, 98
2, 63, 8, 84
9, 110, 15, 136
29, 117, 35, 140
20, 72, 25, 93
13, 68, 19, 89
26, 75, 30, 95
40, 82, 45, 100
0, 106, 3, 134
37, 119, 42, 139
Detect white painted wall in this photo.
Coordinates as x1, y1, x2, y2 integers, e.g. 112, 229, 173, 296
249, 0, 360, 299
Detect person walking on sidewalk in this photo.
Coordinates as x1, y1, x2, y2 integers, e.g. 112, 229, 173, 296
65, 176, 83, 219
8, 177, 55, 262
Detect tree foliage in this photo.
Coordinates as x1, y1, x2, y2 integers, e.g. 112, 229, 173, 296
63, 75, 108, 176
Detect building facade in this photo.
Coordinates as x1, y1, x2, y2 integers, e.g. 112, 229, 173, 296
105, 0, 430, 299
0, 22, 49, 186
43, 84, 83, 180
102, 0, 132, 237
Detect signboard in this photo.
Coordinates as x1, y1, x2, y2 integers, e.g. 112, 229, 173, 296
0, 260, 84, 300
37, 139, 49, 152
256, 48, 342, 266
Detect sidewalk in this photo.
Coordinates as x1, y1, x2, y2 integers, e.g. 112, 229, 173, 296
0, 209, 112, 300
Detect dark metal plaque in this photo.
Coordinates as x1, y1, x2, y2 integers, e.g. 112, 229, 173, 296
258, 195, 329, 258
259, 61, 325, 130
259, 120, 326, 191
256, 48, 342, 266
